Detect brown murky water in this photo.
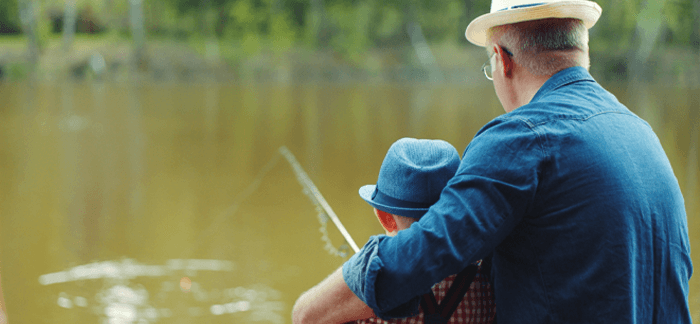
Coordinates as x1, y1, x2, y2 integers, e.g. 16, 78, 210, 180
0, 81, 697, 323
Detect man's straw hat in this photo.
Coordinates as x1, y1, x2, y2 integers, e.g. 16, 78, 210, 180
465, 0, 602, 47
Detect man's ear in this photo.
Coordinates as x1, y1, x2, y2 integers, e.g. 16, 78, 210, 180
495, 45, 514, 78
374, 209, 398, 234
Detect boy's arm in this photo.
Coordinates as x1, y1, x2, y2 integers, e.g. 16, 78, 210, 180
292, 266, 375, 324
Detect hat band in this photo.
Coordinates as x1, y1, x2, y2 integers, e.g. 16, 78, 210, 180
497, 2, 545, 11
372, 188, 434, 210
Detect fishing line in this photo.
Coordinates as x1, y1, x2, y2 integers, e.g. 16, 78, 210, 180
278, 146, 360, 255
183, 150, 282, 258
186, 146, 358, 258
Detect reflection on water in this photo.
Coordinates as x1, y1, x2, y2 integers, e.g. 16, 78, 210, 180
0, 81, 697, 323
38, 259, 236, 285
38, 258, 280, 323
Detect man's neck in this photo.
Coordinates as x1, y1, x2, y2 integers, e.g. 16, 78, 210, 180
506, 68, 552, 113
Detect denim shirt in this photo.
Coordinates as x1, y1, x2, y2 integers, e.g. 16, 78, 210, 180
343, 67, 693, 323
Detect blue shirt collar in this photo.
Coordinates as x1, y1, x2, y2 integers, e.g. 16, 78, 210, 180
530, 66, 596, 103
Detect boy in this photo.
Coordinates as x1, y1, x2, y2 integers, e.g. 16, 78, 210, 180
293, 138, 496, 323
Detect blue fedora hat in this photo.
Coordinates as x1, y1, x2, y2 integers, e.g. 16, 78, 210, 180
359, 138, 460, 218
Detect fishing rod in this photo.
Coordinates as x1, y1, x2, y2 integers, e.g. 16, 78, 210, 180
186, 146, 359, 258
278, 146, 360, 254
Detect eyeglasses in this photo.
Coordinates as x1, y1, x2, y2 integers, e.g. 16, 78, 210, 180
481, 53, 497, 81
481, 47, 513, 81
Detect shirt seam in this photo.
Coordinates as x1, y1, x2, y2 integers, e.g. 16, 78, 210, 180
525, 111, 647, 128
498, 115, 549, 158
547, 76, 595, 94
530, 67, 594, 101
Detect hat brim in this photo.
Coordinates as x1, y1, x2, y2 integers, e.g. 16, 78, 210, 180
465, 1, 602, 47
359, 185, 429, 218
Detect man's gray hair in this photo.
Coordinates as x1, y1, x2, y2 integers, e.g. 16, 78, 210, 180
487, 18, 589, 76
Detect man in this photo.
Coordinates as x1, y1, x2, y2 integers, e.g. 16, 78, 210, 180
294, 1, 693, 323
293, 138, 496, 323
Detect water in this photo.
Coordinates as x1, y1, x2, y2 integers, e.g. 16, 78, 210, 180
0, 81, 697, 323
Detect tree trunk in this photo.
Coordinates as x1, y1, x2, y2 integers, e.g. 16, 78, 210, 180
692, 0, 700, 51
199, 0, 211, 37
625, 0, 669, 127
405, 2, 444, 83
19, 0, 39, 69
310, 0, 327, 47
129, 0, 146, 70
62, 0, 77, 52
103, 0, 118, 34
463, 0, 470, 22
627, 0, 668, 82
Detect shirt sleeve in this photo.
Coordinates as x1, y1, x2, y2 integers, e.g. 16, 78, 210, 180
343, 116, 545, 319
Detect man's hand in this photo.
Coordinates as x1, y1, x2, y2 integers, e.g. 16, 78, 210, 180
292, 266, 374, 324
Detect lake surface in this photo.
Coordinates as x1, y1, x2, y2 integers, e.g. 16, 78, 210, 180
0, 80, 697, 323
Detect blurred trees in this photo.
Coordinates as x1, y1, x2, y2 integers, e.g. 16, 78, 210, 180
0, 0, 21, 34
592, 0, 699, 52
0, 0, 698, 67
1, 0, 698, 48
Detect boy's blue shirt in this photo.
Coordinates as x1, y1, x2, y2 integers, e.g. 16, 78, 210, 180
343, 67, 693, 323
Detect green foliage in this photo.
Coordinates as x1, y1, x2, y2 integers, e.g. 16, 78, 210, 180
240, 32, 262, 55
589, 0, 641, 53
168, 0, 229, 15
0, 0, 20, 34
145, 0, 182, 37
415, 0, 463, 42
269, 12, 297, 53
36, 5, 52, 43
663, 0, 697, 44
375, 6, 402, 39
325, 1, 374, 62
591, 0, 699, 51
6, 61, 29, 80
223, 0, 275, 55
228, 0, 261, 35
302, 7, 322, 47
1, 0, 697, 64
